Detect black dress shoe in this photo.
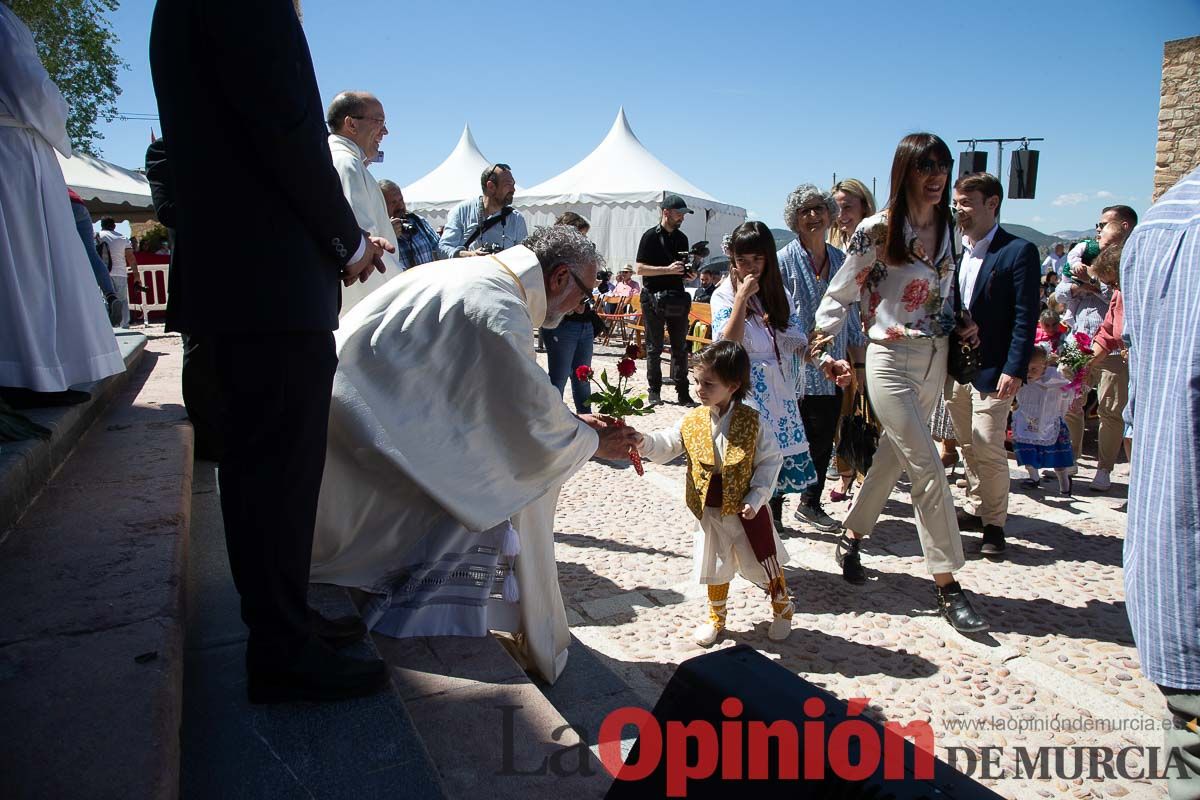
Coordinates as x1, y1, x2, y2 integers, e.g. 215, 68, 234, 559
956, 508, 983, 532
676, 390, 697, 407
247, 637, 389, 704
977, 525, 1006, 557
794, 502, 840, 532
647, 389, 662, 407
936, 583, 989, 633
768, 496, 784, 528
309, 608, 368, 649
835, 534, 866, 584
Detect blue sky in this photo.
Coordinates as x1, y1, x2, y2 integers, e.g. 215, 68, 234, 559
95, 0, 1198, 236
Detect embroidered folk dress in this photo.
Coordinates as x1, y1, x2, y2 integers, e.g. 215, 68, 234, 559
1011, 366, 1074, 469
711, 279, 818, 494
638, 402, 788, 586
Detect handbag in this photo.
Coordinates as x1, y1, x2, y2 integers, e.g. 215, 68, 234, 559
947, 230, 981, 385
836, 390, 879, 476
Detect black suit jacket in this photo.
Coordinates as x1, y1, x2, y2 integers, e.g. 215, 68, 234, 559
959, 225, 1042, 393
144, 138, 175, 251
149, 0, 361, 333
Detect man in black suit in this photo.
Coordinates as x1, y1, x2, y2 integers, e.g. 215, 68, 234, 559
150, 0, 394, 703
946, 172, 1041, 558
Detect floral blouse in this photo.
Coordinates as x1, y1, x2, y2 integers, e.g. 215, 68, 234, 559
813, 210, 956, 346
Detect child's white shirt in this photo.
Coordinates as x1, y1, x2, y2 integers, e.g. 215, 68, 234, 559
638, 403, 783, 513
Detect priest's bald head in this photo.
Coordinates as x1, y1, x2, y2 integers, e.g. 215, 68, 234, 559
524, 225, 603, 329
326, 91, 387, 161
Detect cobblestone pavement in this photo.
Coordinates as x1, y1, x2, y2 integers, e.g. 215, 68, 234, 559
546, 342, 1165, 800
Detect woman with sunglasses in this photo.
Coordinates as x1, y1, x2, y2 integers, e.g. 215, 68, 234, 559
812, 132, 988, 634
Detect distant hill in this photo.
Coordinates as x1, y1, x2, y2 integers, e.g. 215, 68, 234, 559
771, 228, 796, 249
1003, 224, 1057, 249
1053, 229, 1093, 242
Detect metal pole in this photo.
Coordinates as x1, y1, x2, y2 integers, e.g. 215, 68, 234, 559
996, 141, 1004, 186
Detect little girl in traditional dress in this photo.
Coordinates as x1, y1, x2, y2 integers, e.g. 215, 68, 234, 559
635, 340, 794, 646
1013, 346, 1075, 495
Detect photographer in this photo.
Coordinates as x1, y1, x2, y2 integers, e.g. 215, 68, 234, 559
636, 194, 695, 406
439, 162, 528, 259
379, 180, 445, 270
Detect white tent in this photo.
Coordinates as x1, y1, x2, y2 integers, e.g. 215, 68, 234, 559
513, 108, 745, 270
56, 151, 155, 222
402, 124, 519, 230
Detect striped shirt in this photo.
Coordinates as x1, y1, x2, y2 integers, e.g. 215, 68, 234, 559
1122, 164, 1200, 690
778, 240, 866, 396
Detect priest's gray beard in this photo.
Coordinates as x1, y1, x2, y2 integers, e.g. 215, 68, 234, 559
542, 285, 577, 329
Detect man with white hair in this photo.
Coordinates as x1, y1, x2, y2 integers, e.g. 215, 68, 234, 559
311, 226, 641, 684
326, 91, 401, 310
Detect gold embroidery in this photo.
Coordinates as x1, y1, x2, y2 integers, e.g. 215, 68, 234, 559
682, 404, 760, 519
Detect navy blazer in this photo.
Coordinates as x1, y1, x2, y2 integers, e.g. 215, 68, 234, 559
149, 0, 362, 334
956, 225, 1042, 394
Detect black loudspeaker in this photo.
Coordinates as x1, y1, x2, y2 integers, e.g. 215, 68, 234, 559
603, 645, 1003, 799
958, 151, 988, 178
1008, 150, 1039, 199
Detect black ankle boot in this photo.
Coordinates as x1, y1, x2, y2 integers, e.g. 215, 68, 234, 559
936, 582, 989, 633
835, 534, 866, 584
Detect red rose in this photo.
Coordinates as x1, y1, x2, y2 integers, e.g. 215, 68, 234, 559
617, 358, 636, 377
1074, 332, 1092, 350
625, 343, 642, 359
575, 365, 594, 381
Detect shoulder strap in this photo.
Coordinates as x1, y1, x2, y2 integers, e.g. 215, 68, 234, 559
464, 205, 514, 248
949, 222, 965, 315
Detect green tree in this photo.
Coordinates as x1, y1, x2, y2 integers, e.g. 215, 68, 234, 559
7, 0, 126, 156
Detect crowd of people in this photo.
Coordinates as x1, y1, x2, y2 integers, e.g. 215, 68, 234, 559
2, 1, 1196, 793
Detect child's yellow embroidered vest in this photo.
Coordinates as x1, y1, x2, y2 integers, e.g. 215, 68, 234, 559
682, 403, 759, 520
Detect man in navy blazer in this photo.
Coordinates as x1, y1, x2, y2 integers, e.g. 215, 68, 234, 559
151, 0, 394, 703
945, 173, 1041, 557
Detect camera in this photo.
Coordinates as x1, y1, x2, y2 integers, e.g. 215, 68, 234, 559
399, 218, 418, 236
477, 242, 503, 255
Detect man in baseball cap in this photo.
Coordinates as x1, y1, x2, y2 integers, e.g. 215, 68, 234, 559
660, 193, 694, 214
636, 193, 697, 406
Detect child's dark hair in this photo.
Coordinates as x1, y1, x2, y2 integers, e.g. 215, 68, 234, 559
695, 340, 751, 402
1029, 345, 1050, 364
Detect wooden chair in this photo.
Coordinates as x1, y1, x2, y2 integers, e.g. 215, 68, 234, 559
596, 294, 643, 348
686, 302, 713, 351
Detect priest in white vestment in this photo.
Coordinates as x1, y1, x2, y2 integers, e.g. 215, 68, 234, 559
325, 91, 401, 313
311, 226, 640, 683
0, 5, 124, 393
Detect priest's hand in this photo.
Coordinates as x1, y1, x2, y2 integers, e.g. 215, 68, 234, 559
740, 504, 756, 520
594, 424, 641, 461
577, 414, 610, 431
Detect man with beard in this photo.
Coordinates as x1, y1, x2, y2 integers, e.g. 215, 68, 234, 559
439, 162, 528, 258
636, 194, 696, 406
311, 225, 640, 684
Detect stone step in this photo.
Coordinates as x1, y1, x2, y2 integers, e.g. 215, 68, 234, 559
0, 333, 192, 800
0, 329, 147, 536
181, 457, 446, 799
374, 632, 618, 799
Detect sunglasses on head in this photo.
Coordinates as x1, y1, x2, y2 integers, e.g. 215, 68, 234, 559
915, 158, 953, 176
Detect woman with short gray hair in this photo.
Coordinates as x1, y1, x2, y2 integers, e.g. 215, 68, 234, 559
778, 184, 867, 532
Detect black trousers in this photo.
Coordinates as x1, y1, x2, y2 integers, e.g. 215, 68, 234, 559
640, 290, 691, 392
181, 333, 226, 461
207, 331, 337, 656
799, 390, 842, 507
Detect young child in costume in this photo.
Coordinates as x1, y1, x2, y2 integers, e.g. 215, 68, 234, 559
635, 340, 793, 646
1013, 346, 1075, 495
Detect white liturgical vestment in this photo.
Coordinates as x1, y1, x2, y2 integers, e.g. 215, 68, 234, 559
311, 245, 599, 683
327, 133, 401, 314
0, 6, 123, 392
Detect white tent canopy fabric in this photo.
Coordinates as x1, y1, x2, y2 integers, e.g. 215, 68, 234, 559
513, 108, 745, 270
402, 124, 520, 228
56, 151, 155, 222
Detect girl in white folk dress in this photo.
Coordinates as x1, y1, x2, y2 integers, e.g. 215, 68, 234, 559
1013, 346, 1076, 496
635, 341, 795, 646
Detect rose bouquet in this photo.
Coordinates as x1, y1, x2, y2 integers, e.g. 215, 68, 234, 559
1056, 331, 1094, 390
576, 344, 653, 475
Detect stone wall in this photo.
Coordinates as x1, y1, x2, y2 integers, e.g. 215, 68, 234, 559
1155, 35, 1200, 200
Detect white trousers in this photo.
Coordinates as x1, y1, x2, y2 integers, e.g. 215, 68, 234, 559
842, 337, 966, 574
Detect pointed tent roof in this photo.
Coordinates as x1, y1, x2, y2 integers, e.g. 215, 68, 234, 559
515, 107, 724, 207
403, 124, 517, 208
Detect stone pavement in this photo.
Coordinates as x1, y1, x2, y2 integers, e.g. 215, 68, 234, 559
545, 342, 1166, 800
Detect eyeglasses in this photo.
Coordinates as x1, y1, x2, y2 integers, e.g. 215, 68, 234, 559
1095, 221, 1108, 231
351, 116, 387, 126
566, 268, 596, 297
798, 205, 828, 216
915, 158, 953, 176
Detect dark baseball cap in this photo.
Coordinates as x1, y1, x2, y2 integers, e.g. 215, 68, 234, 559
661, 193, 694, 213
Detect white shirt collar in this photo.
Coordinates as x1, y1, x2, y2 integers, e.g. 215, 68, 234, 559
962, 223, 999, 256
